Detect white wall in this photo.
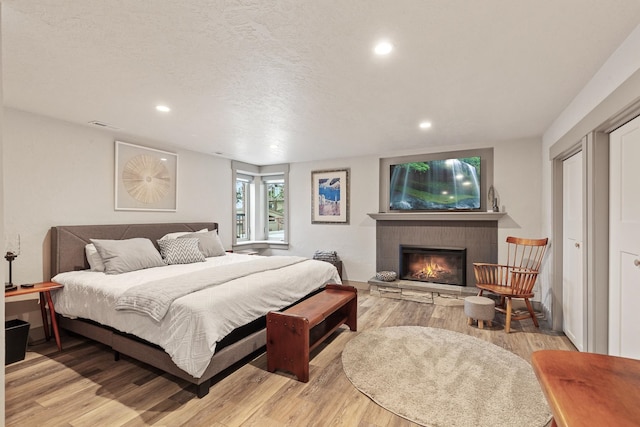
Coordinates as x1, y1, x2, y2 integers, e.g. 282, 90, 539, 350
544, 24, 640, 147
274, 138, 542, 285
3, 108, 232, 333
275, 156, 379, 282
540, 23, 640, 317
493, 138, 543, 256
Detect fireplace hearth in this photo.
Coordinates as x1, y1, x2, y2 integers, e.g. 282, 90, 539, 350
400, 245, 466, 286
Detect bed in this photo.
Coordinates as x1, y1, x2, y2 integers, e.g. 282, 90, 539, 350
49, 222, 341, 397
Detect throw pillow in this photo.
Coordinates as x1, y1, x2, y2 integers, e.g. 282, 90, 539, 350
158, 238, 206, 265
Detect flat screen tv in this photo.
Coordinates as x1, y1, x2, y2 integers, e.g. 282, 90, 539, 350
389, 156, 481, 211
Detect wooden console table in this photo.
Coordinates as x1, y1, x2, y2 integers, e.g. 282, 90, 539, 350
266, 284, 357, 382
532, 350, 640, 427
5, 282, 64, 351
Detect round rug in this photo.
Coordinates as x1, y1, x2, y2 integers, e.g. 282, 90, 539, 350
341, 326, 552, 427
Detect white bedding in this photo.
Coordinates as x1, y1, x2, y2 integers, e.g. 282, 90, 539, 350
52, 253, 341, 378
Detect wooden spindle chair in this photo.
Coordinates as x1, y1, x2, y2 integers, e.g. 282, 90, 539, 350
474, 236, 548, 333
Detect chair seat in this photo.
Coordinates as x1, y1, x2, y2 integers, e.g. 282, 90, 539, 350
476, 283, 534, 299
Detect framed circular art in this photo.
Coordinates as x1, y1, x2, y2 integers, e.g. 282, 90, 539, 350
115, 141, 178, 211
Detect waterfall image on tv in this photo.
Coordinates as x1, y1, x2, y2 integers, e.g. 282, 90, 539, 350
390, 157, 481, 211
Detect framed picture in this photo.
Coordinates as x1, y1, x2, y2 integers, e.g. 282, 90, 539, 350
311, 168, 349, 224
115, 141, 178, 211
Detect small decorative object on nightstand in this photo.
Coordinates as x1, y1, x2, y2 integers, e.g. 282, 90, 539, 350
5, 233, 20, 292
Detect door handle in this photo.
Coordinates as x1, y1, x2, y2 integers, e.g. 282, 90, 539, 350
634, 259, 640, 267
575, 242, 580, 248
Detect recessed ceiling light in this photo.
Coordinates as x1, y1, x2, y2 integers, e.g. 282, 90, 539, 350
156, 105, 171, 112
419, 121, 432, 129
374, 41, 393, 55
270, 144, 279, 150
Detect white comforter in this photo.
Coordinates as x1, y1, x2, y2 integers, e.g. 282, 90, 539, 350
52, 253, 341, 378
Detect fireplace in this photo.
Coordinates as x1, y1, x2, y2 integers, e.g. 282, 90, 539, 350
399, 245, 467, 286
374, 218, 498, 288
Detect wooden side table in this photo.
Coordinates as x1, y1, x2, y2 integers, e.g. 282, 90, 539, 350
5, 282, 64, 351
532, 350, 640, 427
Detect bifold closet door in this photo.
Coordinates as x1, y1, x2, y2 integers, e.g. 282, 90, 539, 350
562, 150, 585, 351
609, 115, 640, 359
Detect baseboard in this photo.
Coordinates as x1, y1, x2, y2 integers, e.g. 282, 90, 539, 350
342, 280, 369, 291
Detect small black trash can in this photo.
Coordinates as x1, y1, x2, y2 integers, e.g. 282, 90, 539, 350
5, 319, 30, 365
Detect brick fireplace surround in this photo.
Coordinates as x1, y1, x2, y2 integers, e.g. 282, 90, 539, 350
368, 214, 501, 304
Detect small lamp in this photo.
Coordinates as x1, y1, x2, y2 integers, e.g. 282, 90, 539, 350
5, 234, 20, 291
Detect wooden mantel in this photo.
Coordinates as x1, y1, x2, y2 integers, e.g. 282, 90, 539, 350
367, 212, 507, 221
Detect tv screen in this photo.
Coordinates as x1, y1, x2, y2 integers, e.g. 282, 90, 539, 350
389, 156, 481, 211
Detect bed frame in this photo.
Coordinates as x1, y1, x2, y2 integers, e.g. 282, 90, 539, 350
50, 222, 272, 398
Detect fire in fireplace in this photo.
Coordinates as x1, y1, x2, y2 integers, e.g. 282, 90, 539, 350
399, 245, 466, 286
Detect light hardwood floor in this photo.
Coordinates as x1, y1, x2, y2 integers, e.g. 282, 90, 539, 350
5, 291, 575, 426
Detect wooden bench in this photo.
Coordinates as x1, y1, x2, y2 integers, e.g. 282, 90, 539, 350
266, 284, 357, 382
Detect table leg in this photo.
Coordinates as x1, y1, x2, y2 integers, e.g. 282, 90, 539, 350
44, 291, 62, 351
39, 293, 51, 341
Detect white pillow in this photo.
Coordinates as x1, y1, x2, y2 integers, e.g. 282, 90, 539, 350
85, 243, 106, 272
159, 228, 208, 241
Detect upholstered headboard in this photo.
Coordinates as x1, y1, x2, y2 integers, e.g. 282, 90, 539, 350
50, 222, 218, 277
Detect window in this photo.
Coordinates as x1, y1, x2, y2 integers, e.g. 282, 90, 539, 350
265, 177, 285, 241
232, 162, 289, 249
235, 177, 251, 241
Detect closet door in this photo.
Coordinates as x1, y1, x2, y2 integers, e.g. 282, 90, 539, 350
562, 151, 585, 351
609, 116, 640, 358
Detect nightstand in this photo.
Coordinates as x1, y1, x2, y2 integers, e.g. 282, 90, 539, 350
234, 249, 260, 255
318, 260, 342, 280
5, 282, 64, 351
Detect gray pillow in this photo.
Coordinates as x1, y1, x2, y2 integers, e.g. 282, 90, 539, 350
158, 238, 206, 265
178, 230, 226, 257
90, 238, 165, 274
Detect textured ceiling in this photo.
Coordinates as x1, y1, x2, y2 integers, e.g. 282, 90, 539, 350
3, 1, 640, 164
